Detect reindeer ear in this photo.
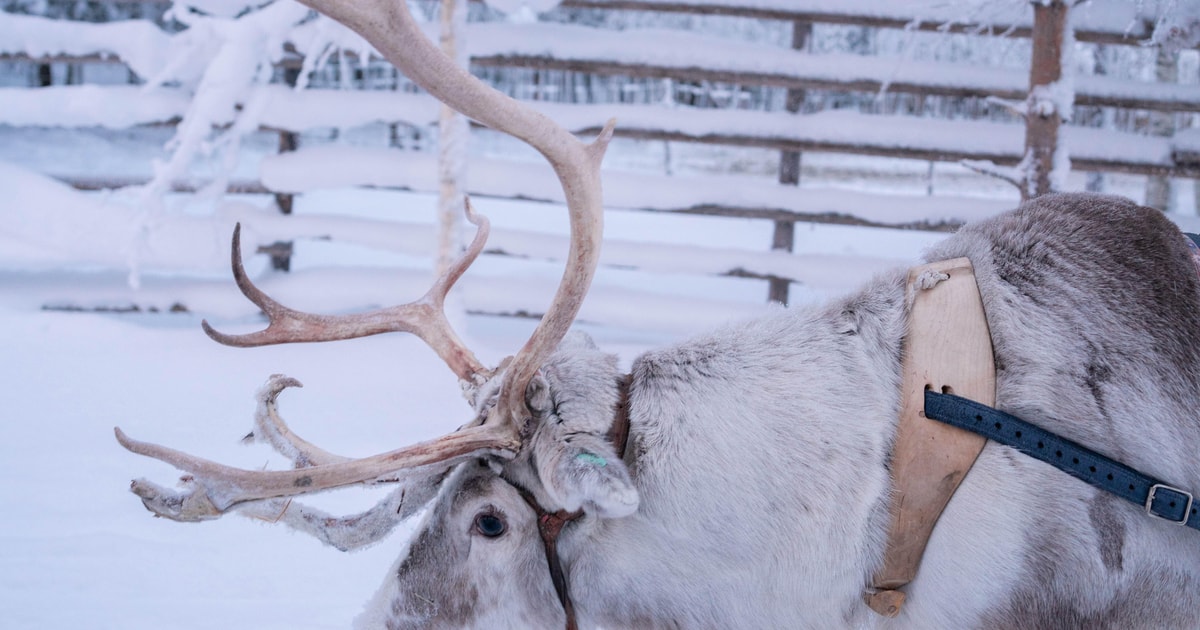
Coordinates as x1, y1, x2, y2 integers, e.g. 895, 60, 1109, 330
522, 335, 637, 518
532, 431, 639, 518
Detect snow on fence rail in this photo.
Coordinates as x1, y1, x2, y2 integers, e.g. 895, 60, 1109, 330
4, 11, 1197, 176
12, 18, 1196, 114
0, 160, 902, 332
558, 0, 1196, 48
28, 0, 1196, 48
257, 145, 1014, 229
2, 1, 1197, 312
0, 12, 171, 79
466, 22, 1200, 113
11, 81, 1190, 179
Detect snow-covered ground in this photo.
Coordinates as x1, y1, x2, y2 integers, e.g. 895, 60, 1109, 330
0, 306, 457, 629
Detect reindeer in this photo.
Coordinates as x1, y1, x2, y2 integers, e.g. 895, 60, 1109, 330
117, 0, 1200, 627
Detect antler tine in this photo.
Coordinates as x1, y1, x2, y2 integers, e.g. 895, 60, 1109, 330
118, 374, 506, 522
428, 197, 488, 311
236, 485, 415, 552
201, 209, 490, 382
497, 120, 615, 429
248, 374, 350, 468
115, 419, 519, 519
294, 0, 615, 431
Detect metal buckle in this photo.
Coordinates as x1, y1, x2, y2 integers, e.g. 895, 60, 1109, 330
1145, 484, 1194, 525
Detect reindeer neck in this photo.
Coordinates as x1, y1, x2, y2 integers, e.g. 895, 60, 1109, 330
568, 273, 910, 628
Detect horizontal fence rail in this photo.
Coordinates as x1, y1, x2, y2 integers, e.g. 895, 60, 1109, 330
558, 0, 1191, 48
3, 1, 1197, 310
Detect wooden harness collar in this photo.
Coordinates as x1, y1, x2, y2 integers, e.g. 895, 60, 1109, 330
869, 235, 1200, 616
866, 258, 995, 617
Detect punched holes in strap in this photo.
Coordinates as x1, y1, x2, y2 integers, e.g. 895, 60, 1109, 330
924, 391, 1199, 531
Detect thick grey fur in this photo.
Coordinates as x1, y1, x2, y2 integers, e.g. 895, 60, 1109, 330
354, 193, 1200, 629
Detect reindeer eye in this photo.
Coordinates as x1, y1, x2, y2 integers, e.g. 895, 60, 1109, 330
474, 513, 507, 538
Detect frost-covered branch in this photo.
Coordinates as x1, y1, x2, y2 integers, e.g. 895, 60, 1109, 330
1146, 0, 1200, 52
437, 0, 470, 280
122, 1, 392, 288
960, 157, 1027, 192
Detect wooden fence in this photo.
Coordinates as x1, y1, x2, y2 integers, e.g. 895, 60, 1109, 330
2, 0, 1198, 310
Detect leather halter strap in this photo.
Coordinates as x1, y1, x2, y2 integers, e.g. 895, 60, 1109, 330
924, 390, 1199, 530
516, 488, 584, 630
518, 373, 634, 630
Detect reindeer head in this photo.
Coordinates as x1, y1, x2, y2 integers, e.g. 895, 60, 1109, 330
115, 0, 637, 626
367, 332, 638, 629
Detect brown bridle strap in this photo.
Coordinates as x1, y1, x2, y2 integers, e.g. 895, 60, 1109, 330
514, 374, 633, 630
608, 373, 634, 461
517, 488, 584, 630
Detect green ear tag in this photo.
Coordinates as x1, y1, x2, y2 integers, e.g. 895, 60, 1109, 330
576, 452, 608, 467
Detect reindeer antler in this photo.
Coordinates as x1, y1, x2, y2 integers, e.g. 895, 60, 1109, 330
290, 0, 615, 428
116, 375, 520, 521
117, 0, 614, 522
200, 199, 490, 382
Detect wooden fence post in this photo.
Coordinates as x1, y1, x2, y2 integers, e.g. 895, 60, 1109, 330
769, 19, 812, 305
266, 65, 302, 272
1145, 46, 1177, 211
1024, 0, 1069, 200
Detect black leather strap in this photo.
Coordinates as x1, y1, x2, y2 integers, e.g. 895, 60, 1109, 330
924, 391, 1198, 530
